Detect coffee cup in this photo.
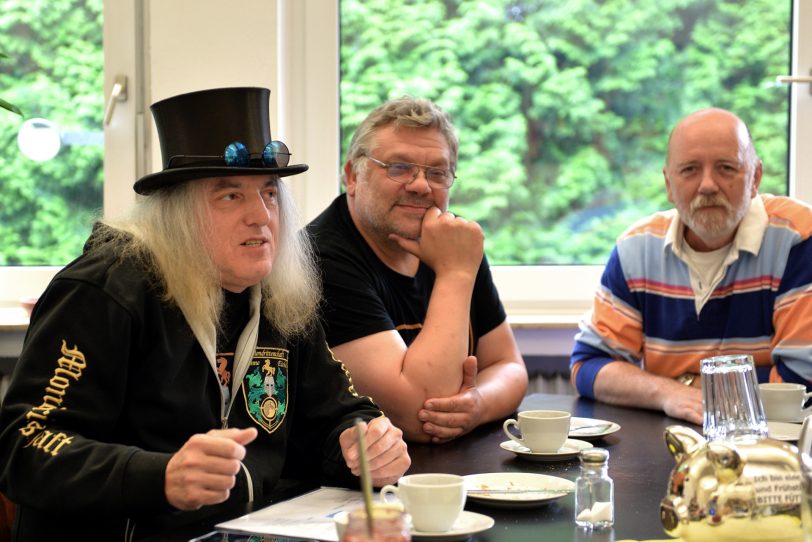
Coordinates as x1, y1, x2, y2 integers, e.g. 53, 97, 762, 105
379, 473, 466, 532
759, 383, 812, 422
502, 409, 571, 453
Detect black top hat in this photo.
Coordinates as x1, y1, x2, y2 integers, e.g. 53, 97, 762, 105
133, 87, 308, 195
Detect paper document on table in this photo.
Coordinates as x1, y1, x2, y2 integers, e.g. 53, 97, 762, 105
216, 486, 364, 541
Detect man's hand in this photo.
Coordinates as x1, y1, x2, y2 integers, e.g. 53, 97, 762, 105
418, 356, 483, 444
165, 427, 258, 511
662, 385, 703, 425
389, 207, 484, 277
340, 417, 410, 487
591, 361, 704, 425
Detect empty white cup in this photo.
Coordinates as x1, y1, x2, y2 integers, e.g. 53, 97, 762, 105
380, 473, 465, 532
502, 409, 571, 453
759, 383, 812, 422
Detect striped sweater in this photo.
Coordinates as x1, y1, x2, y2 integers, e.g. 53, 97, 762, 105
571, 194, 812, 398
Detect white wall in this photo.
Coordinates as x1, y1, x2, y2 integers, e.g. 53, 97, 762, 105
146, 1, 280, 178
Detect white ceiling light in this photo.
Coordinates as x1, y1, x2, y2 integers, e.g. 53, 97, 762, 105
17, 118, 61, 162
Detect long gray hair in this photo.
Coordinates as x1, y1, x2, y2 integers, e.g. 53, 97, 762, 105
100, 177, 320, 339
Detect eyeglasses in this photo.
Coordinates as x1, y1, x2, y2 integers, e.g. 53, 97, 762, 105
365, 156, 456, 189
166, 140, 291, 169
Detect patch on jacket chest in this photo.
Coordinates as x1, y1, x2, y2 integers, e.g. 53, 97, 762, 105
242, 346, 289, 433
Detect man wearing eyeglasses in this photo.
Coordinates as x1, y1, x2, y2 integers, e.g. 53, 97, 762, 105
571, 108, 812, 425
307, 97, 528, 444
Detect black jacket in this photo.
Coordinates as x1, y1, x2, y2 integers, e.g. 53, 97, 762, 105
0, 231, 380, 540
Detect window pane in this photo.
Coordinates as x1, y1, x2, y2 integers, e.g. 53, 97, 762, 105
339, 0, 791, 265
0, 0, 103, 266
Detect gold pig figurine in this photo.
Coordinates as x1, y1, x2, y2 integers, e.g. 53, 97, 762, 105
659, 424, 810, 542
800, 417, 812, 542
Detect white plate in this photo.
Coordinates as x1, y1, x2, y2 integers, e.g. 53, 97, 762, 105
411, 511, 494, 541
464, 472, 575, 508
500, 438, 592, 461
569, 417, 621, 440
768, 421, 803, 441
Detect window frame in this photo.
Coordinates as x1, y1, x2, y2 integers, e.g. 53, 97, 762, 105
1, 0, 810, 319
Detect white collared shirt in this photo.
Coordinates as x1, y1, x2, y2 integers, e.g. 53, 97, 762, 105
664, 195, 768, 315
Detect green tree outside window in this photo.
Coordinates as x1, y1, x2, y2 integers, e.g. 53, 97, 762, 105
0, 0, 103, 266
340, 0, 790, 265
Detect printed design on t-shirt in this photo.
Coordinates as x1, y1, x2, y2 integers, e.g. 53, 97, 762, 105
216, 355, 231, 387
242, 346, 289, 434
395, 323, 422, 331
326, 344, 363, 399
19, 339, 84, 456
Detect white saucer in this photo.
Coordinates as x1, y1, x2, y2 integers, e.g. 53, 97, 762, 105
464, 472, 575, 508
411, 511, 494, 541
768, 421, 803, 441
500, 438, 592, 461
569, 417, 621, 440
768, 413, 811, 424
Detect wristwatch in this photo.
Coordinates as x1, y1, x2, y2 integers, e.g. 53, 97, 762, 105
677, 373, 697, 387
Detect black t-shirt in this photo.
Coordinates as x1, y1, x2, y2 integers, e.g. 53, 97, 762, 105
306, 195, 507, 355
0, 224, 383, 539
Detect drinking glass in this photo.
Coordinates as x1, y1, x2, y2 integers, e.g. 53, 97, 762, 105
701, 354, 768, 442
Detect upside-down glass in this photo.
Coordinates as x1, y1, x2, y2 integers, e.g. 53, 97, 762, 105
701, 354, 768, 442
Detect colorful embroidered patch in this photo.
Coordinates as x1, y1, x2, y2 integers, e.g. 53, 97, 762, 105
242, 346, 288, 434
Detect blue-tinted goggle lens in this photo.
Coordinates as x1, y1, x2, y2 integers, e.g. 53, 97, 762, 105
224, 141, 291, 168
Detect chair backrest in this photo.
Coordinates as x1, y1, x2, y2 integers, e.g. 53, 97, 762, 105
0, 492, 15, 542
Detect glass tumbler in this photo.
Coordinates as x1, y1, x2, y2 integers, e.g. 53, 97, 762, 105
701, 354, 768, 442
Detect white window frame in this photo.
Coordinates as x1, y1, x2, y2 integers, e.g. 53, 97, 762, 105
2, 0, 810, 323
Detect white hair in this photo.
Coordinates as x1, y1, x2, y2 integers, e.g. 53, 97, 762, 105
99, 177, 320, 339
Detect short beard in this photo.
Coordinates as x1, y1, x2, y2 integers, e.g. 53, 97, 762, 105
355, 199, 421, 243
680, 193, 748, 242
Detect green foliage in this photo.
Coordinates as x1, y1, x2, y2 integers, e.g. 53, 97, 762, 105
0, 53, 23, 116
340, 0, 790, 264
0, 0, 103, 265
0, 0, 791, 267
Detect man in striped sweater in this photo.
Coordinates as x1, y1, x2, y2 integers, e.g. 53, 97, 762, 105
570, 108, 812, 425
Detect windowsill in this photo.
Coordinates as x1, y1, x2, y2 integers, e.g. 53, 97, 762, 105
0, 264, 599, 332
0, 308, 583, 331
506, 309, 583, 329
0, 306, 580, 359
0, 266, 590, 359
0, 307, 29, 331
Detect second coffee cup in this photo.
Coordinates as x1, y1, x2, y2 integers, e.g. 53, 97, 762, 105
759, 382, 812, 422
380, 473, 466, 532
502, 409, 571, 453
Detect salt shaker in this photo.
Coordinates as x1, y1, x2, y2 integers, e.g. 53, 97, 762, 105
575, 447, 614, 529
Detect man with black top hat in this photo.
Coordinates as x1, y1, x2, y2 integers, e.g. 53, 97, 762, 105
0, 87, 410, 540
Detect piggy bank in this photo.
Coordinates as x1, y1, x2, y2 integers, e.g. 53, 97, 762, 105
659, 425, 806, 542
